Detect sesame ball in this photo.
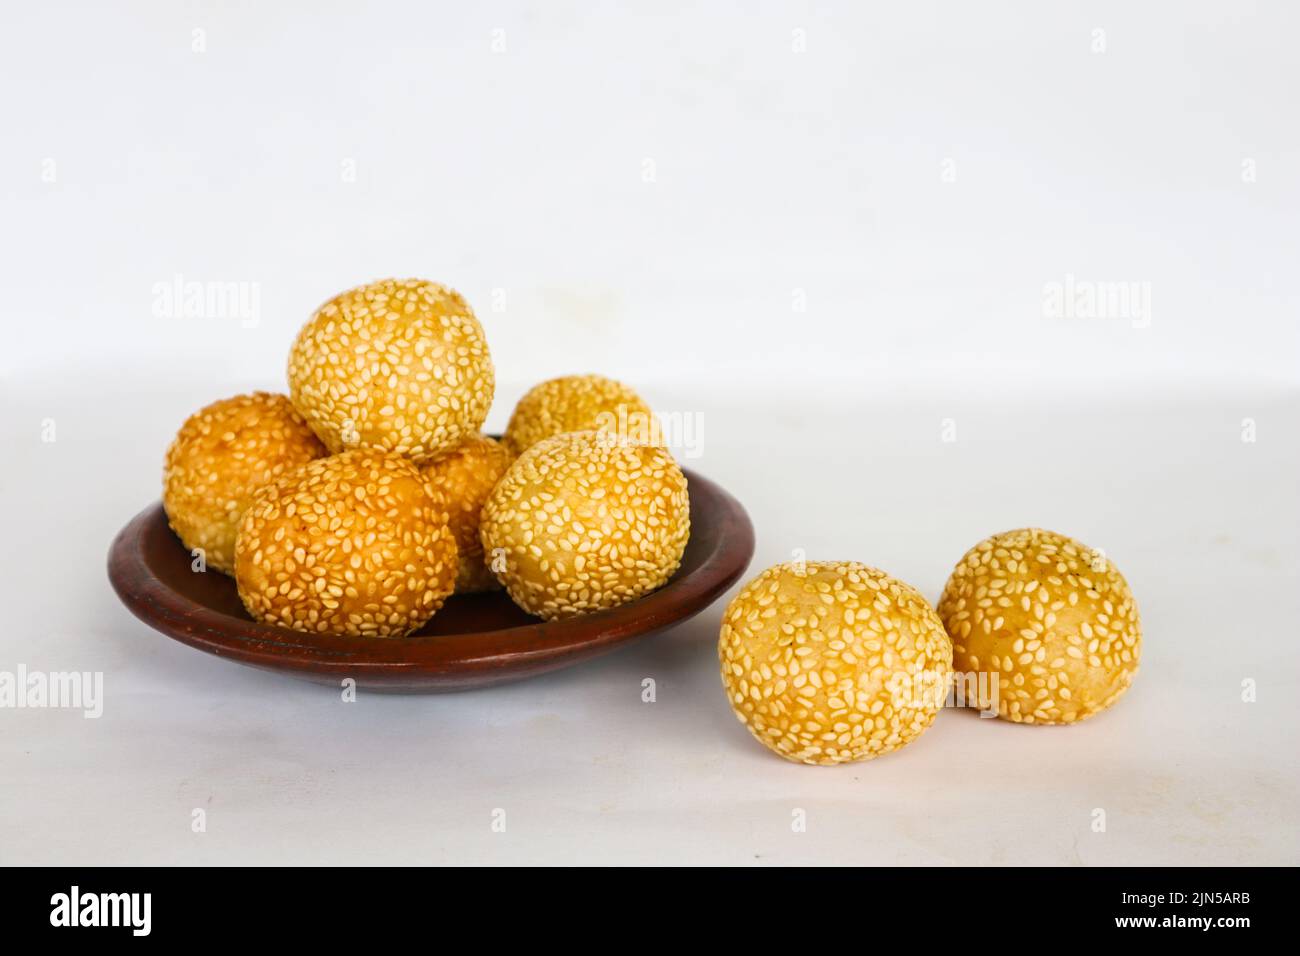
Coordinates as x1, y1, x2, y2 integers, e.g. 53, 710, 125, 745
287, 278, 495, 463
719, 562, 953, 766
162, 392, 327, 575
502, 374, 656, 456
419, 433, 515, 593
480, 430, 690, 620
937, 528, 1142, 725
233, 449, 458, 638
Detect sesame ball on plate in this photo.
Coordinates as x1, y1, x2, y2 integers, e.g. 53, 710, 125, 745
719, 561, 953, 766
162, 391, 327, 574
937, 527, 1141, 724
480, 430, 690, 620
501, 374, 656, 456
234, 448, 458, 638
287, 278, 495, 464
419, 433, 514, 593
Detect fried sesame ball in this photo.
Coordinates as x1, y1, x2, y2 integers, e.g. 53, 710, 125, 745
937, 528, 1141, 725
233, 449, 458, 638
419, 433, 515, 593
480, 430, 690, 620
501, 374, 657, 456
162, 392, 327, 575
287, 278, 495, 464
719, 562, 953, 766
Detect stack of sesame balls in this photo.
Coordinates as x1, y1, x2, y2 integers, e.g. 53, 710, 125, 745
162, 278, 691, 638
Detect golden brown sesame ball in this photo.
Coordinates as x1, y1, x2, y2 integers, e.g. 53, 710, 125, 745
419, 433, 515, 593
937, 528, 1141, 725
719, 562, 953, 767
287, 278, 495, 464
501, 374, 657, 456
162, 392, 327, 575
233, 449, 458, 638
480, 430, 690, 620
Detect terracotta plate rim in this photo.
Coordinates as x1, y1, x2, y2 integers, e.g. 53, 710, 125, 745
106, 467, 755, 685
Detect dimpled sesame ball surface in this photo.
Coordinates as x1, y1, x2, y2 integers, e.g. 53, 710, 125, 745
287, 278, 495, 464
234, 449, 458, 638
502, 374, 656, 456
163, 392, 327, 575
480, 430, 690, 620
719, 562, 953, 766
419, 433, 515, 593
937, 528, 1141, 725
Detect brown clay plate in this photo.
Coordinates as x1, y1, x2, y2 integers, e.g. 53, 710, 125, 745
107, 469, 754, 692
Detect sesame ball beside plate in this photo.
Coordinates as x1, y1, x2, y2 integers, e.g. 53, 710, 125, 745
719, 562, 953, 766
502, 374, 656, 456
162, 392, 327, 574
287, 278, 495, 464
480, 430, 690, 620
234, 449, 458, 638
937, 528, 1141, 724
419, 433, 514, 593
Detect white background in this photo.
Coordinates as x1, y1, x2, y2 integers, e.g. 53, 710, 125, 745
2, 1, 1297, 864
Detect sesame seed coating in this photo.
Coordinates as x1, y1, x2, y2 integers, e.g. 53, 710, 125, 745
419, 433, 515, 593
502, 374, 656, 456
287, 278, 495, 464
162, 391, 327, 574
719, 562, 953, 766
937, 528, 1141, 725
480, 430, 690, 620
233, 448, 458, 638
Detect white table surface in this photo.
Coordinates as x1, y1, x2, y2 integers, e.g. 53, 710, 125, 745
2, 377, 1296, 865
